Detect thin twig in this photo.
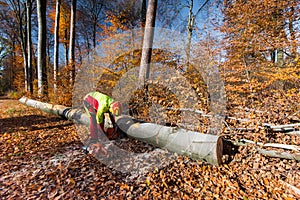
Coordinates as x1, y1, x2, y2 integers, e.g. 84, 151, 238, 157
230, 138, 300, 152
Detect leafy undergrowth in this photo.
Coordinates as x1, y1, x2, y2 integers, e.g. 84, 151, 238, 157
0, 96, 299, 199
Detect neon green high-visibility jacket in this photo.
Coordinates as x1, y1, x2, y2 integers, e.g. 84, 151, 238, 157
83, 91, 114, 124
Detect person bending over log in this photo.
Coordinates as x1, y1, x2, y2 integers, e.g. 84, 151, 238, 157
83, 91, 122, 156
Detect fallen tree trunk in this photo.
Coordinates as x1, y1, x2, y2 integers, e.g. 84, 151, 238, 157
19, 96, 90, 125
19, 96, 223, 166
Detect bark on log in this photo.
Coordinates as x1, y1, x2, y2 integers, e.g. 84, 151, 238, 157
19, 96, 90, 125
19, 96, 223, 165
116, 116, 223, 165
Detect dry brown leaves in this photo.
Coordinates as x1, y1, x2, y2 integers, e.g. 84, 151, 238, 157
0, 96, 299, 199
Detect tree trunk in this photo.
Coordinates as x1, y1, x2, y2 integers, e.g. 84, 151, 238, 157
19, 96, 223, 166
141, 0, 146, 28
14, 0, 28, 92
37, 0, 47, 96
10, 41, 16, 90
92, 23, 96, 49
186, 0, 194, 63
117, 116, 223, 165
69, 0, 77, 85
89, 0, 103, 50
22, 45, 28, 92
64, 29, 69, 66
53, 0, 61, 93
186, 0, 209, 64
138, 0, 157, 86
26, 0, 33, 94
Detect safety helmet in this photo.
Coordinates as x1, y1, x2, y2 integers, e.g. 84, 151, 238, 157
110, 101, 122, 116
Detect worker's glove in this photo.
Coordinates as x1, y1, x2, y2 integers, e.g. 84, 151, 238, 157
106, 125, 120, 140
84, 139, 108, 157
88, 142, 108, 156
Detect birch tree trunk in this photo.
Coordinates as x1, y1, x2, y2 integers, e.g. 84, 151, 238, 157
69, 0, 77, 85
53, 0, 61, 93
22, 42, 28, 92
64, 29, 69, 67
26, 0, 33, 94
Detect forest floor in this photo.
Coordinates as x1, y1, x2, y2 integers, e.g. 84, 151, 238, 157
0, 96, 299, 199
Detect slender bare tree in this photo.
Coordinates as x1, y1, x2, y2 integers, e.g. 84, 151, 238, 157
138, 0, 157, 86
186, 0, 209, 63
37, 0, 47, 96
141, 0, 146, 27
7, 0, 28, 92
69, 0, 76, 85
26, 0, 33, 94
53, 0, 60, 93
